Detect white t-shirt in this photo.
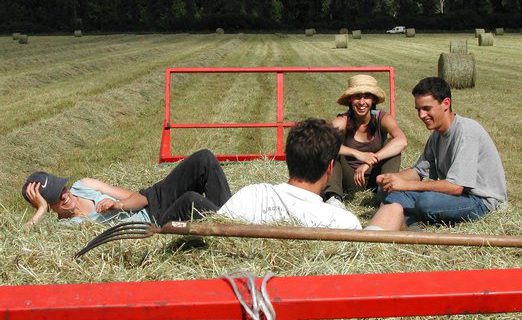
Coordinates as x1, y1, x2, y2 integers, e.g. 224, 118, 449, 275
217, 183, 362, 229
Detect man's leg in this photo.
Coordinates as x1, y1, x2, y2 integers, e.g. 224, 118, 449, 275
157, 191, 220, 225
414, 192, 489, 224
366, 203, 406, 231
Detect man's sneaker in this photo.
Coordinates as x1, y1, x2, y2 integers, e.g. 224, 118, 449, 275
325, 195, 346, 210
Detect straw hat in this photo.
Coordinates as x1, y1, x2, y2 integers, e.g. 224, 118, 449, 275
337, 74, 386, 106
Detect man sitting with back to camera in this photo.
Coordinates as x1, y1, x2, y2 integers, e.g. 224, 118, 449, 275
374, 77, 507, 228
217, 118, 404, 231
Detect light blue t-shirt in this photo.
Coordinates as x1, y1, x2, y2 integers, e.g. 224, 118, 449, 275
64, 181, 152, 225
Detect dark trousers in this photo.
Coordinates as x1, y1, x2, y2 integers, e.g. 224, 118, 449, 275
140, 149, 232, 226
324, 153, 401, 197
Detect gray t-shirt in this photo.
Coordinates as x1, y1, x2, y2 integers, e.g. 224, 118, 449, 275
413, 114, 507, 210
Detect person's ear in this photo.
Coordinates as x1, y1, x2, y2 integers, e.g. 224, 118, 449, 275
442, 97, 451, 111
326, 160, 335, 176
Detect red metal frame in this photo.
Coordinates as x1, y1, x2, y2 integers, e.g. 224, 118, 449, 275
1, 268, 520, 319
160, 66, 395, 162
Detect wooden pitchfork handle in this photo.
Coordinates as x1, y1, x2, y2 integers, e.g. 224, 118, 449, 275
163, 221, 522, 248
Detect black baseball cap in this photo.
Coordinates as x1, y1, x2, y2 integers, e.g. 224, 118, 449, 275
21, 171, 68, 204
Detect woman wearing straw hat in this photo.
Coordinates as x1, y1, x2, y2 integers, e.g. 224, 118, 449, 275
324, 75, 407, 208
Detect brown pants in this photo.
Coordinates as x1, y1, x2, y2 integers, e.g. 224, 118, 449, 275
324, 153, 401, 197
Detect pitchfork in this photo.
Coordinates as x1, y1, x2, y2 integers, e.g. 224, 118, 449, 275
75, 221, 522, 258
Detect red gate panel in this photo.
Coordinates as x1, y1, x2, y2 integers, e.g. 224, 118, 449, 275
160, 66, 395, 162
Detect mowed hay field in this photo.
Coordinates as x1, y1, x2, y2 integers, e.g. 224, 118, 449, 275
1, 33, 521, 314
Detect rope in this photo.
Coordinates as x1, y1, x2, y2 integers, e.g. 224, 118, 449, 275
223, 271, 276, 320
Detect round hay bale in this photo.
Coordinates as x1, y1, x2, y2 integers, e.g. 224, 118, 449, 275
405, 28, 415, 37
305, 28, 315, 37
474, 28, 485, 38
478, 32, 494, 46
449, 40, 467, 54
339, 28, 349, 34
352, 30, 362, 39
438, 53, 476, 89
12, 32, 21, 40
18, 34, 28, 44
74, 30, 82, 37
335, 34, 348, 48
495, 27, 504, 35
216, 28, 224, 34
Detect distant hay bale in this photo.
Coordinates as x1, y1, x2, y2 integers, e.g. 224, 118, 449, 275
474, 28, 485, 38
12, 32, 20, 40
339, 28, 349, 34
216, 28, 224, 34
335, 34, 348, 48
449, 40, 467, 54
305, 28, 315, 37
478, 33, 494, 46
18, 34, 28, 44
406, 28, 415, 37
495, 27, 504, 35
438, 53, 476, 89
352, 30, 362, 39
74, 30, 82, 37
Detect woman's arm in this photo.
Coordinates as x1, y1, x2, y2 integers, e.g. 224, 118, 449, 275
374, 113, 408, 162
80, 178, 149, 213
23, 182, 48, 230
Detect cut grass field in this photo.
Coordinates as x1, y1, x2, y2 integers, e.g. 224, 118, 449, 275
1, 32, 521, 317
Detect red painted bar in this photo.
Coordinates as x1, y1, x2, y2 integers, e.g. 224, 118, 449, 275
160, 66, 396, 163
1, 269, 521, 319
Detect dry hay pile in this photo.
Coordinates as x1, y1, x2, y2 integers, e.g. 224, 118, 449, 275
474, 28, 485, 38
18, 34, 28, 44
74, 30, 82, 37
478, 33, 494, 46
339, 28, 349, 34
405, 28, 415, 37
12, 32, 21, 40
438, 53, 476, 89
305, 28, 316, 37
352, 30, 362, 39
216, 28, 225, 34
449, 40, 467, 54
335, 34, 348, 48
495, 27, 504, 35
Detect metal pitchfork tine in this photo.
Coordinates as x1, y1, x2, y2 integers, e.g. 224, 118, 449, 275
74, 222, 159, 259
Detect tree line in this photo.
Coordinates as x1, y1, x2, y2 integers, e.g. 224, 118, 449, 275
1, 0, 521, 33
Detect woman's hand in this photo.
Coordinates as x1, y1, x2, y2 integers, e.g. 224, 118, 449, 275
354, 151, 379, 166
25, 182, 48, 210
354, 164, 370, 187
96, 198, 122, 213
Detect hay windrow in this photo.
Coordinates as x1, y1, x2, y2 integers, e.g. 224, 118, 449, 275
438, 52, 476, 89
475, 28, 485, 38
405, 28, 415, 37
449, 40, 467, 54
479, 32, 494, 46
335, 34, 348, 48
352, 30, 362, 39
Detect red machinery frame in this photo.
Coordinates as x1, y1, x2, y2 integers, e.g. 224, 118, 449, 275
1, 268, 521, 319
160, 66, 395, 162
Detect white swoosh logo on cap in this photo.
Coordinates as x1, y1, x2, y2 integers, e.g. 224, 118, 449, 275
41, 178, 48, 188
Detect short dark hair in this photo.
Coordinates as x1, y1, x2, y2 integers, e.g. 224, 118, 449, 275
285, 118, 342, 183
411, 77, 452, 103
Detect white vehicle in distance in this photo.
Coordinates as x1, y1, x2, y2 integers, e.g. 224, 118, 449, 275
386, 26, 406, 34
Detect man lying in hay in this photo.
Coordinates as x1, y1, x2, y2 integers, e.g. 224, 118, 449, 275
22, 119, 404, 231
375, 77, 507, 228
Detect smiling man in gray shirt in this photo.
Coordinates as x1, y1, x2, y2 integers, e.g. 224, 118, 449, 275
371, 77, 507, 227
